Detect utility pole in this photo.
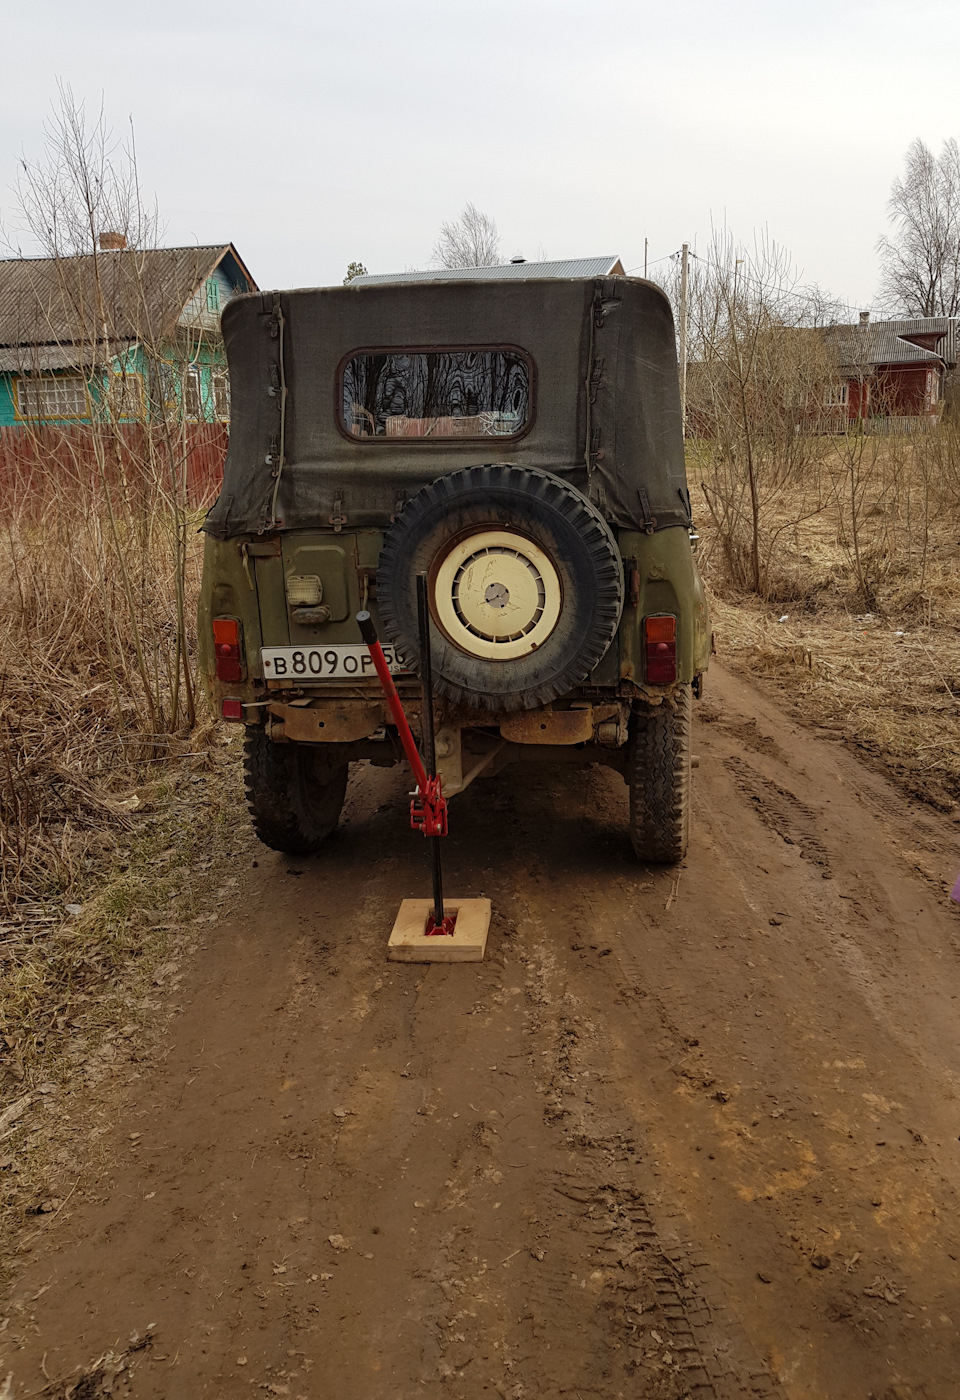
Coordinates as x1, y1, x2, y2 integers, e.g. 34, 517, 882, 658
679, 242, 689, 437
644, 237, 648, 278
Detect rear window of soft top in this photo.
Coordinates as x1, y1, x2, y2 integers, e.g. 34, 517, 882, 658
339, 347, 532, 441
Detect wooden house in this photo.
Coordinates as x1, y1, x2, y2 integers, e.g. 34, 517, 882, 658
823, 314, 956, 430
0, 242, 256, 428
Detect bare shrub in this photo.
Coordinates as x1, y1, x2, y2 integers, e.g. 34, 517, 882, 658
674, 230, 835, 598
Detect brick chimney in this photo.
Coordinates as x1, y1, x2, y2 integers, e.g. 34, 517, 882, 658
98, 232, 127, 251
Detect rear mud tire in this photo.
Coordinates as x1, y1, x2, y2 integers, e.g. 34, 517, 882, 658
243, 727, 348, 855
628, 686, 691, 863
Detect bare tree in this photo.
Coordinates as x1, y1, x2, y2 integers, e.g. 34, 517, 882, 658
877, 138, 960, 317
431, 202, 501, 269
667, 229, 834, 597
13, 81, 159, 259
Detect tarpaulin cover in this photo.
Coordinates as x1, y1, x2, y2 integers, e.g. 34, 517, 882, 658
202, 276, 691, 540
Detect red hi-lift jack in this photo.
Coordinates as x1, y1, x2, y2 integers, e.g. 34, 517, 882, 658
357, 574, 456, 937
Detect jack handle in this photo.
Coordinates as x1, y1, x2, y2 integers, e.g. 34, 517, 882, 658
356, 610, 447, 839
356, 610, 428, 791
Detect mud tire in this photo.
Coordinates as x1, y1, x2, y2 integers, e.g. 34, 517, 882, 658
243, 727, 348, 855
628, 686, 691, 863
377, 465, 623, 712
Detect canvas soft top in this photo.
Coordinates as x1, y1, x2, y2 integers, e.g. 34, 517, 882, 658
202, 275, 691, 540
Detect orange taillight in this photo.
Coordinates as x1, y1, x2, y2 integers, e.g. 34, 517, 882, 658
644, 615, 676, 645
213, 616, 244, 682
644, 614, 677, 685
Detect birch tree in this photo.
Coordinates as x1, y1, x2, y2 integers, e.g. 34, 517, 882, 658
877, 138, 960, 317
431, 203, 501, 269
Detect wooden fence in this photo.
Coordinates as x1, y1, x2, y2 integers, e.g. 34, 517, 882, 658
0, 423, 227, 512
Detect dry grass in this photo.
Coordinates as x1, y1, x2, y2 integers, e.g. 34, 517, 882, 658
0, 442, 226, 1108
694, 431, 960, 812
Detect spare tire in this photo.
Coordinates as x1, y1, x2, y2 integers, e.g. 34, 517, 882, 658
377, 465, 623, 712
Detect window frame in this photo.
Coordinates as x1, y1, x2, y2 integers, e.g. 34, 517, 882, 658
206, 278, 221, 314
184, 364, 204, 422
823, 380, 849, 409
15, 374, 90, 421
334, 343, 537, 446
212, 369, 230, 422
104, 369, 146, 421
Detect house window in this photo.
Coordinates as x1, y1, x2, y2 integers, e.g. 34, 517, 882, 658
104, 372, 145, 421
17, 375, 89, 419
185, 365, 203, 420
340, 347, 532, 440
147, 361, 178, 415
823, 381, 848, 408
206, 278, 220, 314
212, 371, 230, 421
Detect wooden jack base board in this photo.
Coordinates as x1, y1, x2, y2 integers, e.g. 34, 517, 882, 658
387, 898, 492, 963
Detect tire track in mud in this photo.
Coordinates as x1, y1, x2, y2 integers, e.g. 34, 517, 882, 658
721, 756, 832, 874
449, 775, 781, 1399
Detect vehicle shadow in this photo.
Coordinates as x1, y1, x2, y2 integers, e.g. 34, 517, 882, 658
334, 758, 656, 888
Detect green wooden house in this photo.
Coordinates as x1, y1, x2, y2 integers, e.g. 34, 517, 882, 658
0, 242, 256, 428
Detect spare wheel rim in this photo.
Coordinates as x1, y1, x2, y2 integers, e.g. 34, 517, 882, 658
433, 529, 562, 661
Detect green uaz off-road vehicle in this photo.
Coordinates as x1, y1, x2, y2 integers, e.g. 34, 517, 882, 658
199, 260, 710, 861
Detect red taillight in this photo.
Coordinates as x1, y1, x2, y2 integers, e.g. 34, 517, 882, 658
644, 614, 677, 685
221, 698, 245, 721
213, 617, 244, 682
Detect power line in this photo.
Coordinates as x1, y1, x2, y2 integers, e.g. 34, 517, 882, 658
630, 246, 874, 319
686, 248, 871, 316
625, 251, 679, 274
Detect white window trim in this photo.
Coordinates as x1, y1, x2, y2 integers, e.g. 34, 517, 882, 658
823, 381, 849, 408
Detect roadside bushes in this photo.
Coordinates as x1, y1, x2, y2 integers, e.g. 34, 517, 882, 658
0, 432, 217, 914
670, 233, 957, 616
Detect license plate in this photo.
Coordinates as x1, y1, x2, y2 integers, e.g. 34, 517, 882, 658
260, 643, 408, 682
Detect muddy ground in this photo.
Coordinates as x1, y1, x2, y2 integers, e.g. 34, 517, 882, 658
2, 664, 960, 1400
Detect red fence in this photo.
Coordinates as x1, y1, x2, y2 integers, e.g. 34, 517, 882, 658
0, 423, 227, 511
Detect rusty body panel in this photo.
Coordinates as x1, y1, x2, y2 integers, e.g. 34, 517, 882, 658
266, 699, 383, 744
498, 703, 627, 746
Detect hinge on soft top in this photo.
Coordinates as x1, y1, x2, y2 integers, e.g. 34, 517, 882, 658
588, 357, 604, 404
637, 487, 658, 535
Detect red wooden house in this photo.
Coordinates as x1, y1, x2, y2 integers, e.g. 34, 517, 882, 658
824, 314, 956, 429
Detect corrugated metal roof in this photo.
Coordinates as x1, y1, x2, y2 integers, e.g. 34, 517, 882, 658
350, 256, 624, 286
0, 245, 245, 360
827, 322, 946, 370
0, 342, 129, 373
875, 316, 958, 368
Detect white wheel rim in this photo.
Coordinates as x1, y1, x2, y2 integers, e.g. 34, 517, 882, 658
433, 529, 562, 661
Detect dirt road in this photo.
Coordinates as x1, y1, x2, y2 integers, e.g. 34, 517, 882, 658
3, 665, 960, 1400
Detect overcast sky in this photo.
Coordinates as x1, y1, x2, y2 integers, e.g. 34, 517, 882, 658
1, 0, 957, 314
